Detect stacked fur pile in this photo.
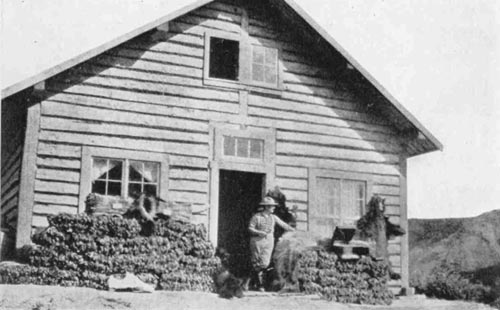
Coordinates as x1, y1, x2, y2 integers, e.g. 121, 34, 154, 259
273, 231, 394, 305
0, 213, 220, 291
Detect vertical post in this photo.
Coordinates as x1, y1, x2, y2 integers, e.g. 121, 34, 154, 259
209, 161, 219, 247
239, 90, 248, 119
15, 102, 40, 250
208, 124, 218, 246
400, 155, 410, 292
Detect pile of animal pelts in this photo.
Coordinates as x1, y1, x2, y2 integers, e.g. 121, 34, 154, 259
0, 213, 221, 291
272, 231, 394, 305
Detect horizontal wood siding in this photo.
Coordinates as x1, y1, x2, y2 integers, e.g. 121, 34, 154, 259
244, 2, 403, 273
32, 141, 81, 228
0, 100, 26, 232
31, 0, 404, 274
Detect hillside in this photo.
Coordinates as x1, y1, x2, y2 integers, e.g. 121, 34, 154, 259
409, 209, 500, 285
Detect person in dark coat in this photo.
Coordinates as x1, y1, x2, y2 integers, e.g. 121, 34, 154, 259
357, 195, 406, 279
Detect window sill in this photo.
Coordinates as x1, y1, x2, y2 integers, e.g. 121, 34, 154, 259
203, 77, 283, 97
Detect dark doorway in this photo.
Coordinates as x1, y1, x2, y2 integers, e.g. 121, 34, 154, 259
218, 170, 264, 276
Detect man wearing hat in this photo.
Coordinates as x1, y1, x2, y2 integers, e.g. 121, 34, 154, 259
248, 196, 295, 291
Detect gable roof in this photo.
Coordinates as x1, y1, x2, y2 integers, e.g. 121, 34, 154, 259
1, 0, 442, 156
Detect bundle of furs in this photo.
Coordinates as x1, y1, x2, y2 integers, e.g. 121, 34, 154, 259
3, 213, 221, 292
270, 231, 394, 304
271, 231, 321, 291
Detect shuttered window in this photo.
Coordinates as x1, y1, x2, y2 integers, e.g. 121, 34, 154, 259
309, 169, 372, 238
251, 45, 278, 86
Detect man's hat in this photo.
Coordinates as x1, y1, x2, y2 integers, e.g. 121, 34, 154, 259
259, 196, 278, 206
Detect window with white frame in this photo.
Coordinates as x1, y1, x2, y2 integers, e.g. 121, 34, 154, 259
91, 158, 160, 198
223, 135, 264, 159
79, 147, 168, 212
208, 37, 240, 81
203, 31, 282, 91
309, 169, 372, 237
251, 45, 278, 87
213, 127, 275, 165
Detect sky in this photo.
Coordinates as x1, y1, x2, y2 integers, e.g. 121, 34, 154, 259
2, 0, 499, 219
298, 0, 500, 218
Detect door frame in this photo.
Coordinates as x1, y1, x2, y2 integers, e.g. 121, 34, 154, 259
208, 125, 276, 246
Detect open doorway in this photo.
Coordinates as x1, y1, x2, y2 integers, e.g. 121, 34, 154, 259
218, 170, 264, 276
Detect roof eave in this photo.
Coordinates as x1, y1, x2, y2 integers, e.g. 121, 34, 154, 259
1, 0, 214, 99
279, 0, 443, 156
1, 0, 443, 157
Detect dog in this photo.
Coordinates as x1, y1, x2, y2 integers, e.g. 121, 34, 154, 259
214, 269, 245, 299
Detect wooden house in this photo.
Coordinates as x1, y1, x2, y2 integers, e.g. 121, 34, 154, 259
1, 0, 442, 292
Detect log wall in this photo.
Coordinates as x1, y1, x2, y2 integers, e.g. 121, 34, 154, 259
27, 0, 405, 281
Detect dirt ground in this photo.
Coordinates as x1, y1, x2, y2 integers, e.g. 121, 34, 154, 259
0, 285, 495, 310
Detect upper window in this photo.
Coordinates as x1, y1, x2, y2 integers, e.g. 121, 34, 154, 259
209, 37, 239, 80
91, 157, 160, 198
204, 31, 282, 91
251, 45, 278, 86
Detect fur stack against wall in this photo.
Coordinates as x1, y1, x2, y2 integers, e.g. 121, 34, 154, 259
273, 231, 395, 305
0, 213, 221, 291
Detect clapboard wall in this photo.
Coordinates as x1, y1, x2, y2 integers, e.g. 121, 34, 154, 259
1, 93, 30, 234
28, 0, 404, 279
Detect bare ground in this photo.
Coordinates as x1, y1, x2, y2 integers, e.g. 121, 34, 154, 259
0, 284, 495, 310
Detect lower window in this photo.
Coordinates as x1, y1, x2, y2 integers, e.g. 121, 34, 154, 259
79, 147, 169, 212
91, 157, 160, 198
309, 169, 372, 237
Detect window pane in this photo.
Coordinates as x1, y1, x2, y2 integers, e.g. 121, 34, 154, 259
223, 136, 236, 156
315, 177, 340, 217
265, 48, 277, 65
357, 182, 366, 215
144, 162, 159, 183
249, 139, 263, 158
252, 64, 264, 82
108, 181, 122, 196
144, 184, 158, 197
92, 180, 106, 195
209, 37, 239, 80
128, 183, 142, 198
342, 180, 365, 219
108, 160, 123, 180
93, 158, 108, 181
129, 161, 143, 182
236, 138, 249, 157
358, 182, 365, 199
264, 66, 277, 84
253, 46, 265, 64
